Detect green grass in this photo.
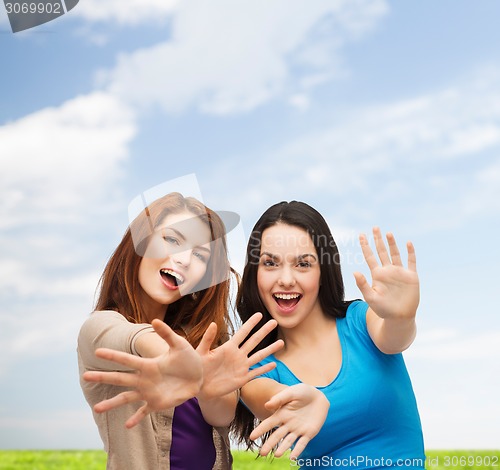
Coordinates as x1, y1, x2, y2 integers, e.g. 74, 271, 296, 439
0, 450, 498, 469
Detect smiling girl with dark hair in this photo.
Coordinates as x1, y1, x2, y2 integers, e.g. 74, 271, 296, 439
232, 201, 425, 469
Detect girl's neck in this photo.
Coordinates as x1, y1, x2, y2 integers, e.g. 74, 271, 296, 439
138, 289, 168, 323
277, 306, 336, 355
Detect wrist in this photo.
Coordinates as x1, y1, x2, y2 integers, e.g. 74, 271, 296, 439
197, 388, 238, 405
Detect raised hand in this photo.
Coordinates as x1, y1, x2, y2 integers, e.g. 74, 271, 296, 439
83, 319, 203, 428
353, 227, 419, 320
196, 312, 284, 401
250, 384, 329, 460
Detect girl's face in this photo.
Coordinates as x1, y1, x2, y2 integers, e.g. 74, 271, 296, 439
138, 211, 212, 321
257, 223, 322, 329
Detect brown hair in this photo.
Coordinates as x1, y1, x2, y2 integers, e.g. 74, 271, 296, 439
94, 192, 234, 347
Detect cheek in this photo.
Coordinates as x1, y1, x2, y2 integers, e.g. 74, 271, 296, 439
257, 269, 273, 300
191, 259, 209, 284
138, 259, 153, 291
306, 272, 322, 296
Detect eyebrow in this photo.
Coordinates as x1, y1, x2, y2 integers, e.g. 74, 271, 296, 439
260, 252, 317, 261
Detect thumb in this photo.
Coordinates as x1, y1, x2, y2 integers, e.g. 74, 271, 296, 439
265, 386, 293, 412
353, 272, 372, 301
151, 319, 183, 349
196, 322, 218, 354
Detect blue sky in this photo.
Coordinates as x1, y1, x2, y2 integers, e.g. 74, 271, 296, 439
1, 0, 499, 450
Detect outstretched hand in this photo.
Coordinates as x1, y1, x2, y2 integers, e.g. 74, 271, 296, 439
196, 312, 284, 401
354, 227, 419, 320
83, 319, 203, 428
250, 384, 329, 460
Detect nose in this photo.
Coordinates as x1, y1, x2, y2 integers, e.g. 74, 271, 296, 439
278, 266, 296, 287
171, 248, 191, 267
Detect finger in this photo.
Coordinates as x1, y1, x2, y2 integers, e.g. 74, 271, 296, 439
353, 271, 373, 303
259, 425, 290, 456
83, 369, 139, 388
407, 241, 417, 272
94, 390, 141, 413
359, 233, 378, 271
386, 232, 402, 266
196, 322, 218, 354
247, 361, 277, 381
264, 386, 295, 412
250, 413, 282, 441
125, 403, 150, 429
151, 319, 186, 350
248, 339, 284, 367
289, 435, 310, 460
94, 348, 144, 370
373, 226, 391, 266
231, 312, 263, 345
274, 432, 298, 458
240, 319, 279, 354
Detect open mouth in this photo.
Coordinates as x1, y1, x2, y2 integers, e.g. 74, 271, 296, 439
160, 268, 185, 288
273, 292, 302, 310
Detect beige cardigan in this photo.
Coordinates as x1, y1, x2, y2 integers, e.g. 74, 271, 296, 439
77, 310, 232, 470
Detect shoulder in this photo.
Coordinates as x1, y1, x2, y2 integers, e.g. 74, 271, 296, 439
344, 300, 369, 330
78, 310, 125, 338
78, 310, 154, 365
81, 309, 125, 324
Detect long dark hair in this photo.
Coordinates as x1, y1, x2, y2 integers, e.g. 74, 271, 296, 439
231, 200, 353, 448
94, 192, 234, 348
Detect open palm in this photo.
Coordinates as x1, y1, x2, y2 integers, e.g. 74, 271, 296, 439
354, 227, 420, 320
196, 313, 284, 400
250, 384, 330, 460
83, 319, 203, 428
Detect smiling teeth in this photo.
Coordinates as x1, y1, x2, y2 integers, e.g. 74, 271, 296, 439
161, 269, 185, 284
274, 293, 300, 300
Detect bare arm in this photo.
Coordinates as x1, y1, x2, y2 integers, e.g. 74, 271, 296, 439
195, 313, 284, 427
240, 377, 287, 420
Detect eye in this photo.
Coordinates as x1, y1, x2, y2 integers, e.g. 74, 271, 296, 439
262, 258, 277, 267
297, 261, 312, 268
193, 250, 208, 263
163, 236, 179, 245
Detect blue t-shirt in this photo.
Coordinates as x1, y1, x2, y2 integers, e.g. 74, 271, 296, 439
251, 301, 425, 469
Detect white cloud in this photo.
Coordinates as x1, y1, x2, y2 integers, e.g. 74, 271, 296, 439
102, 0, 389, 115
74, 0, 179, 25
0, 92, 137, 371
0, 92, 135, 228
405, 328, 500, 448
0, 5, 8, 26
288, 94, 311, 111
203, 65, 500, 234
407, 329, 500, 361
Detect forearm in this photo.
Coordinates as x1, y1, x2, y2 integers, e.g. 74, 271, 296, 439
367, 307, 417, 354
197, 390, 238, 427
241, 378, 287, 420
381, 316, 417, 353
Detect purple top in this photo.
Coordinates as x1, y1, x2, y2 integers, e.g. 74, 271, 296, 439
170, 397, 216, 470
